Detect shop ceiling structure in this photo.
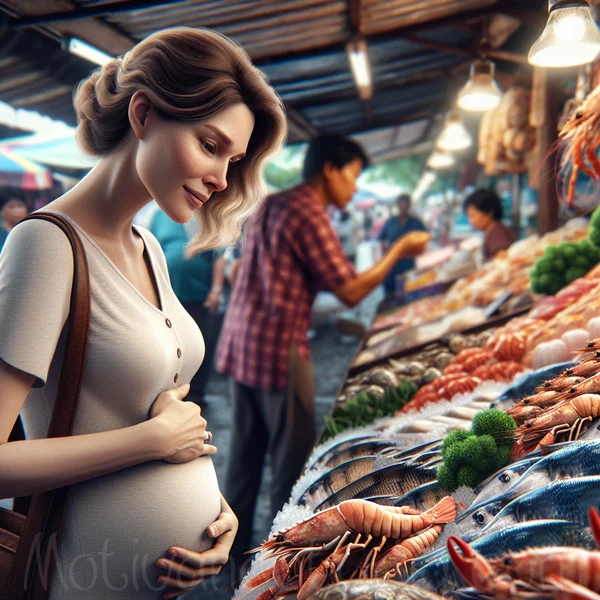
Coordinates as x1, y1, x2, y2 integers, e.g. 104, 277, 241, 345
0, 0, 563, 162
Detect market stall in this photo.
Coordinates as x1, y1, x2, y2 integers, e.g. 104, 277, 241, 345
235, 127, 600, 599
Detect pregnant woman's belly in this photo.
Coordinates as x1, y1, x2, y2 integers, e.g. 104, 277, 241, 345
50, 457, 221, 599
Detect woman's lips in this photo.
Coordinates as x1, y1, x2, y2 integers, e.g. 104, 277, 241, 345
184, 186, 207, 209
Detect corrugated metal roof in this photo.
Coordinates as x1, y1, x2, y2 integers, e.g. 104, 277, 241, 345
0, 0, 545, 159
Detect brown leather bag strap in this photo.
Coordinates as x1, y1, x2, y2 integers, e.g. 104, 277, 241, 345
7, 212, 91, 600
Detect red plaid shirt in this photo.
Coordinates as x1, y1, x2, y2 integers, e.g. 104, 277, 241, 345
216, 184, 357, 391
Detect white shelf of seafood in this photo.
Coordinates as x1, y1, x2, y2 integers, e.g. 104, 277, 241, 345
234, 209, 600, 600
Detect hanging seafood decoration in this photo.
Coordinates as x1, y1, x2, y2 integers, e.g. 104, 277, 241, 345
559, 83, 600, 207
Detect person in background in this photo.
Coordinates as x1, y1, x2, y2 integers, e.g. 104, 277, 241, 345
0, 193, 28, 250
335, 208, 360, 263
378, 193, 427, 296
463, 188, 516, 260
150, 209, 226, 406
217, 134, 430, 578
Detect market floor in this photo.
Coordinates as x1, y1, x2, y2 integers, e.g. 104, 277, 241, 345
185, 323, 361, 599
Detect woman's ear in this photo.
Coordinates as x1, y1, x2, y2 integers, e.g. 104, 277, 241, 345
129, 91, 152, 140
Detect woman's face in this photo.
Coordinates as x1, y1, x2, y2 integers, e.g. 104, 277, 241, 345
466, 204, 494, 232
135, 101, 255, 223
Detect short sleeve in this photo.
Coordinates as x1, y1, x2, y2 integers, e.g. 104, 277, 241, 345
0, 220, 73, 387
286, 208, 356, 292
377, 220, 388, 242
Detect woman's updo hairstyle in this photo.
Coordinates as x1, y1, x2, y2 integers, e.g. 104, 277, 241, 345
74, 27, 287, 252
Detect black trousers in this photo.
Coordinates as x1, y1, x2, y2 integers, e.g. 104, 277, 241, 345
182, 302, 224, 404
224, 343, 316, 577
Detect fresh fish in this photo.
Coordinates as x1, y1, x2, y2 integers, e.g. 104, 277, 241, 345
307, 435, 376, 469
492, 362, 576, 410
465, 440, 600, 518
471, 457, 541, 506
406, 520, 594, 595
392, 481, 448, 512
315, 462, 438, 511
481, 476, 600, 535
316, 440, 399, 470
381, 439, 443, 463
298, 456, 379, 507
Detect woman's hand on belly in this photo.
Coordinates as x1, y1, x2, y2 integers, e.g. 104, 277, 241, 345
150, 383, 218, 463
156, 496, 239, 599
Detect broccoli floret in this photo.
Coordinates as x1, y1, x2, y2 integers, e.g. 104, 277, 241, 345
573, 255, 591, 270
457, 466, 483, 489
493, 445, 513, 470
544, 246, 559, 260
559, 242, 578, 260
535, 257, 554, 275
565, 267, 588, 284
437, 464, 457, 492
461, 436, 484, 464
591, 205, 600, 230
442, 429, 473, 452
472, 409, 517, 438
552, 257, 566, 272
590, 226, 600, 249
442, 441, 468, 471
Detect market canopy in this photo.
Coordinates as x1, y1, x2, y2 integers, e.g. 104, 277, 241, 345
0, 0, 551, 162
0, 147, 53, 190
0, 133, 96, 171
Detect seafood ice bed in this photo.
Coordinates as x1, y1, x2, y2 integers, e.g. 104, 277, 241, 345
235, 340, 600, 600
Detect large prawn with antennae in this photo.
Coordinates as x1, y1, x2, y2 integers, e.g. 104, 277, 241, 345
559, 85, 600, 206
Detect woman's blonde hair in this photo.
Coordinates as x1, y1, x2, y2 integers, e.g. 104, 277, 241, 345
73, 27, 287, 253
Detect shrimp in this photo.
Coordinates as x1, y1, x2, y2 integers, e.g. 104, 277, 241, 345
259, 497, 456, 552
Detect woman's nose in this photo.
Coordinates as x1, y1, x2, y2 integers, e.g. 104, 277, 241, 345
204, 163, 228, 193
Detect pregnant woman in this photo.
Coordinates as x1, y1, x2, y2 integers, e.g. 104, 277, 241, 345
0, 27, 285, 599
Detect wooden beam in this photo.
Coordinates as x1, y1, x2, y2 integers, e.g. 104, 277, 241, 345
348, 0, 362, 35
5, 0, 134, 55
537, 70, 560, 235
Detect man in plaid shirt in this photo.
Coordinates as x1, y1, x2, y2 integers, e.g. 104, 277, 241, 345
217, 135, 429, 574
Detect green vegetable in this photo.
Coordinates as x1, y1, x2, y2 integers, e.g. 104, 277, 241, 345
437, 464, 458, 492
472, 409, 517, 440
437, 410, 517, 491
321, 377, 417, 442
532, 233, 600, 295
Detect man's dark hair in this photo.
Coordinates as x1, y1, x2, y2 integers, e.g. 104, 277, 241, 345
397, 193, 411, 205
463, 188, 503, 221
303, 134, 370, 181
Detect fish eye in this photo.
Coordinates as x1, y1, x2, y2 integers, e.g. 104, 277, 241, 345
500, 473, 511, 484
473, 512, 486, 525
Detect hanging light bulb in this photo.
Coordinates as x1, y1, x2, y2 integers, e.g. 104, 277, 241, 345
529, 0, 600, 67
437, 110, 473, 151
457, 59, 502, 112
427, 151, 455, 170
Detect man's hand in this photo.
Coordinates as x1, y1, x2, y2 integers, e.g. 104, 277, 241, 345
203, 288, 222, 314
394, 231, 430, 258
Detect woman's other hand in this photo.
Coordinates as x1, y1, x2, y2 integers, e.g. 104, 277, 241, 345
156, 498, 238, 599
150, 384, 217, 462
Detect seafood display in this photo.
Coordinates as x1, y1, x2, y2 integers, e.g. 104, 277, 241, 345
241, 210, 600, 600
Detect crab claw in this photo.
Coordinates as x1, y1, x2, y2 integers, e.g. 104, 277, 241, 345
447, 536, 495, 591
590, 508, 600, 549
547, 574, 600, 600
